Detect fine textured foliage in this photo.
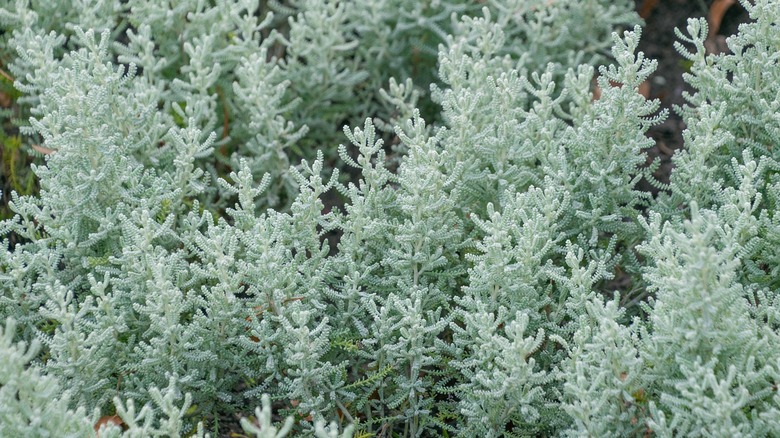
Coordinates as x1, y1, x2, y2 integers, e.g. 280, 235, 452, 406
1, 0, 779, 436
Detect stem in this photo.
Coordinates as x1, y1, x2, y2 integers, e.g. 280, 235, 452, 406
0, 67, 13, 82
408, 360, 419, 437
336, 400, 354, 423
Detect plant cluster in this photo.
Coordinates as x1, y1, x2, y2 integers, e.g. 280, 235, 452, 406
1, 0, 779, 436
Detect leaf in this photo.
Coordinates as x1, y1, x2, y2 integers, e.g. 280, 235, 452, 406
0, 92, 11, 108
31, 144, 56, 155
638, 80, 650, 99
185, 403, 199, 415
707, 0, 736, 38
94, 415, 123, 436
638, 0, 659, 19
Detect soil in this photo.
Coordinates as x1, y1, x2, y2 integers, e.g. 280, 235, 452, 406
635, 0, 751, 189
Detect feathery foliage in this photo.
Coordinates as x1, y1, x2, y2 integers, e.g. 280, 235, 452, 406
2, 0, 779, 436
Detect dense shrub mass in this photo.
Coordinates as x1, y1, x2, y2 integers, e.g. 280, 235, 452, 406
1, 0, 779, 436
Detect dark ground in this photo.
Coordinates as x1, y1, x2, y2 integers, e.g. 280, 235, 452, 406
636, 0, 751, 187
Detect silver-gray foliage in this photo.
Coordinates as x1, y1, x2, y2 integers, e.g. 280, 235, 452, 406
1, 0, 778, 436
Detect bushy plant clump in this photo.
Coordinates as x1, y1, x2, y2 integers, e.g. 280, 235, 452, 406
1, 0, 779, 436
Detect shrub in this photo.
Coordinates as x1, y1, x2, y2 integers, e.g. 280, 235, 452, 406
1, 0, 778, 436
